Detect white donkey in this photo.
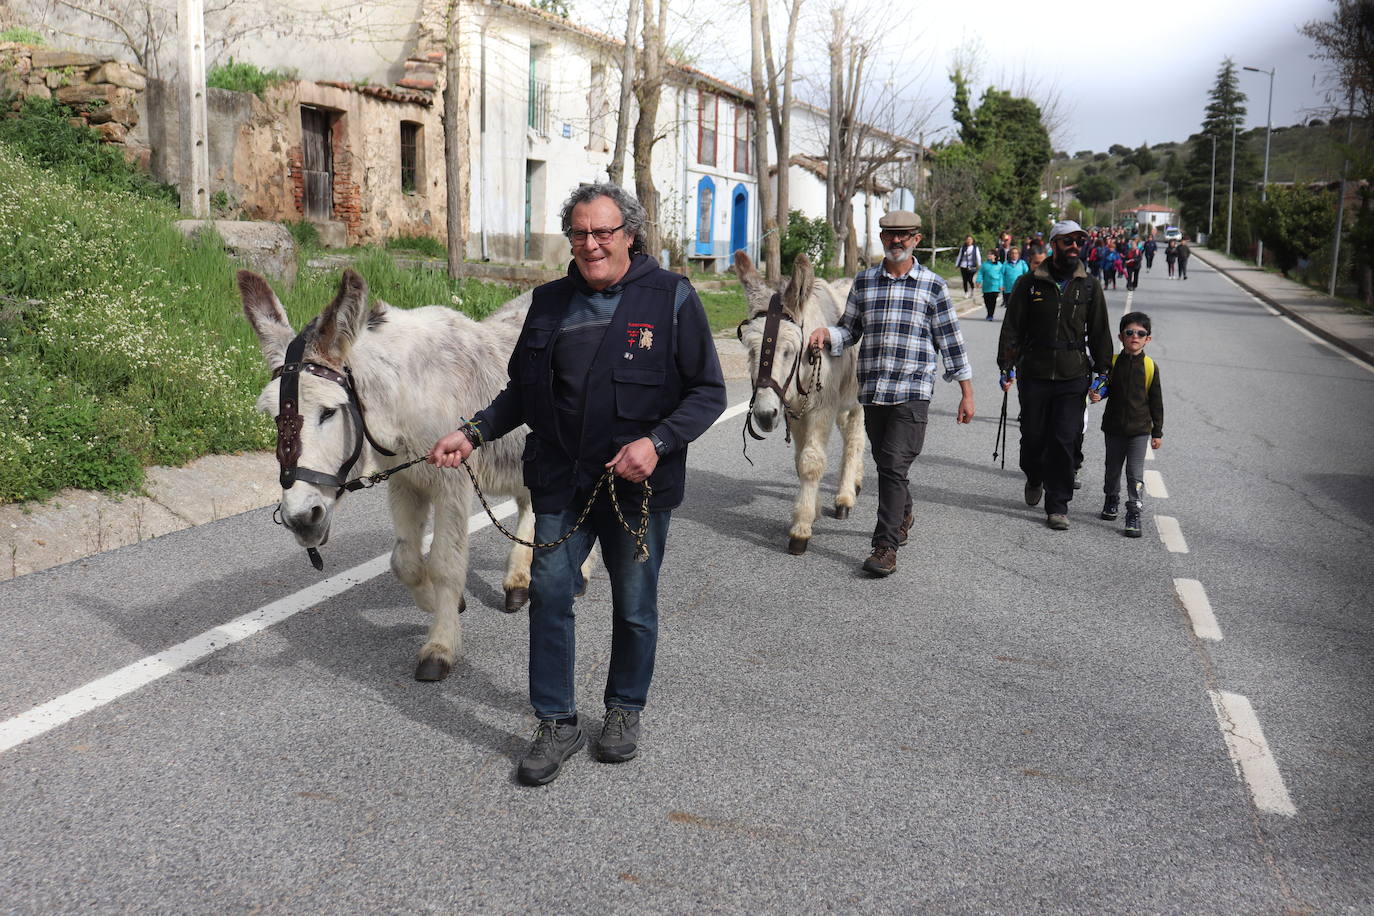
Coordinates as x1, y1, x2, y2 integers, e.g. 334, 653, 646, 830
733, 251, 865, 554
241, 268, 549, 682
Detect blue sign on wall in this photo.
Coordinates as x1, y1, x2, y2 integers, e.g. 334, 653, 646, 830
562, 123, 572, 138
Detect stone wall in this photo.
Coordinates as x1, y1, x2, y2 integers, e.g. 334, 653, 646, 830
0, 44, 149, 169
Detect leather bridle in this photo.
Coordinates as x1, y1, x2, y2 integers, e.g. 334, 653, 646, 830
737, 292, 818, 449
271, 325, 410, 569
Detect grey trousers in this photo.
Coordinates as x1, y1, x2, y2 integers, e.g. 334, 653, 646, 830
1104, 432, 1150, 509
863, 400, 929, 548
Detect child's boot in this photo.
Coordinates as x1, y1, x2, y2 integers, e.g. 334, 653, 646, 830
1100, 496, 1119, 520
1124, 504, 1142, 538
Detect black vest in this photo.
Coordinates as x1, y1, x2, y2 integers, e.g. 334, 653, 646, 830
516, 268, 687, 513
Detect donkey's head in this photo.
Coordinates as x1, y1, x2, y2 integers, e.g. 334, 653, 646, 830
239, 268, 388, 549
732, 250, 814, 433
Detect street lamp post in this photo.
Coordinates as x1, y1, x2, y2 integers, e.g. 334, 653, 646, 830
1243, 65, 1274, 268
1208, 132, 1217, 243
1226, 120, 1237, 256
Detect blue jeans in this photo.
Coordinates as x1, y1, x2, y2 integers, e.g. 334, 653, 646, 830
527, 499, 671, 720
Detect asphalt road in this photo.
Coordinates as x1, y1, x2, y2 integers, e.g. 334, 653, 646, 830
2, 258, 1371, 913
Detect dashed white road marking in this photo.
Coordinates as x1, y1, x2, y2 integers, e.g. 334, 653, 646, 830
1174, 578, 1222, 641
1209, 690, 1297, 816
0, 401, 755, 755
1155, 515, 1189, 553
1123, 288, 1133, 317
1144, 469, 1168, 498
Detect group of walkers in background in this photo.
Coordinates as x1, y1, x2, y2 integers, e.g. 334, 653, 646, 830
955, 224, 1191, 317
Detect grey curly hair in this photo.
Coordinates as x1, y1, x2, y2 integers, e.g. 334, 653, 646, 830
559, 182, 649, 255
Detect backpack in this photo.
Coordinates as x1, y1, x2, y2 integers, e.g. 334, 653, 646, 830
1112, 353, 1155, 390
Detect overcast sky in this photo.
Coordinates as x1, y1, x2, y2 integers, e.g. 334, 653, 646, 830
661, 0, 1339, 154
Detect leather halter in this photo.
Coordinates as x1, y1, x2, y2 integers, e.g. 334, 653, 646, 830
738, 292, 813, 444
272, 326, 397, 497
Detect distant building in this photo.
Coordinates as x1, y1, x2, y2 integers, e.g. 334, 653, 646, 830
1131, 203, 1176, 231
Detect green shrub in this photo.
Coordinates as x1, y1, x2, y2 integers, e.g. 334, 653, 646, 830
0, 97, 174, 202
780, 209, 836, 273
283, 219, 321, 251
0, 27, 45, 45
206, 57, 293, 99
385, 234, 448, 259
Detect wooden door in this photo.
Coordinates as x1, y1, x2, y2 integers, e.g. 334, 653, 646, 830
301, 107, 333, 221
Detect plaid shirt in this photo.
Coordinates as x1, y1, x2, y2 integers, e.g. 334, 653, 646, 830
827, 260, 973, 405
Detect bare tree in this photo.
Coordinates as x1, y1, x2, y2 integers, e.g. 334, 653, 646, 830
747, 0, 778, 282
607, 0, 640, 185
443, 0, 470, 278
823, 3, 928, 272
631, 0, 667, 258
748, 0, 803, 285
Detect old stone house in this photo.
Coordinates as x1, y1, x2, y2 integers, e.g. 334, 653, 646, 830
8, 0, 916, 267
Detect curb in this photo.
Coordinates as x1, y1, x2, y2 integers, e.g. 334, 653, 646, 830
1193, 249, 1374, 368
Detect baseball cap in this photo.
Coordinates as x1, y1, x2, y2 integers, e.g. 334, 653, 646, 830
1048, 219, 1087, 241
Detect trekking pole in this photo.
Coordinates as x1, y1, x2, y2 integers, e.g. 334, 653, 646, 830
993, 369, 1013, 469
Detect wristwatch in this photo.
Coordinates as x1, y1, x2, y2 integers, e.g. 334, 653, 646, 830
649, 433, 670, 456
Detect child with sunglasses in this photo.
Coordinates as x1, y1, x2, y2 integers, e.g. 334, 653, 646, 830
1088, 311, 1163, 537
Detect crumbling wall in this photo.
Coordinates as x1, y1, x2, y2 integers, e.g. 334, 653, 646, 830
0, 44, 149, 169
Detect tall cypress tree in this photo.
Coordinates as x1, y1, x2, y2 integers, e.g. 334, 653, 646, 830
1178, 58, 1260, 236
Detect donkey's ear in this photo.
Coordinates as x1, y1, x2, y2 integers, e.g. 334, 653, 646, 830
238, 270, 294, 367
733, 249, 764, 291
315, 269, 384, 362
783, 253, 813, 320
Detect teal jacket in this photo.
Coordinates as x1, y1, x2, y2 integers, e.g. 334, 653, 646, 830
977, 260, 1003, 293
1001, 258, 1029, 290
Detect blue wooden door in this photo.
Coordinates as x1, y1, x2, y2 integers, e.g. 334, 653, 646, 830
730, 184, 748, 255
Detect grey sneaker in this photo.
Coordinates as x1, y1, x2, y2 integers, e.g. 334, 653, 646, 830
1024, 481, 1043, 507
597, 708, 641, 763
1100, 496, 1119, 520
863, 546, 897, 576
1047, 513, 1070, 531
517, 719, 585, 786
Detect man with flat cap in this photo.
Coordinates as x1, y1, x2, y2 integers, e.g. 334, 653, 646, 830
996, 219, 1112, 530
808, 209, 974, 576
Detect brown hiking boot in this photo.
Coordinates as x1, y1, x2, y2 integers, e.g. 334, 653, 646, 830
862, 546, 897, 577
897, 512, 914, 546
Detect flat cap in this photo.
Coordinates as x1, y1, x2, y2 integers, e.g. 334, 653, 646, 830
879, 209, 922, 231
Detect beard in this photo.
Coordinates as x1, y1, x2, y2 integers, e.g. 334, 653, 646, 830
885, 242, 916, 263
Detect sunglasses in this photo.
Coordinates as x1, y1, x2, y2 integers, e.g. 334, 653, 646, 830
1121, 329, 1150, 338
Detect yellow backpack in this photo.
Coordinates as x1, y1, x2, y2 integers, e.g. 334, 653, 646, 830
1111, 353, 1155, 390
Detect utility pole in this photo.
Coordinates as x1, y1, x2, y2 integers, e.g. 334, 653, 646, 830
1225, 121, 1236, 256
1329, 88, 1356, 297
179, 0, 209, 218
1208, 132, 1216, 242
1243, 65, 1274, 267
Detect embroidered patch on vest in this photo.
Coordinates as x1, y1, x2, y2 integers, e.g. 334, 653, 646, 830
627, 322, 655, 348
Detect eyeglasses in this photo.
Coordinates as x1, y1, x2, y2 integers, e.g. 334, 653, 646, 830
1121, 329, 1149, 338
566, 224, 625, 245
1055, 237, 1084, 248
881, 230, 919, 241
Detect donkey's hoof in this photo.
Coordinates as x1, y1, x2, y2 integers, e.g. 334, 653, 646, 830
504, 587, 529, 613
787, 536, 810, 555
414, 656, 452, 681
459, 596, 467, 614
833, 505, 851, 520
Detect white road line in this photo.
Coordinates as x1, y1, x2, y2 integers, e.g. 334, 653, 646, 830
1208, 690, 1297, 816
1211, 260, 1374, 375
1174, 578, 1222, 641
1145, 447, 1154, 461
0, 401, 754, 756
1144, 469, 1168, 498
1123, 288, 1133, 317
1155, 515, 1189, 553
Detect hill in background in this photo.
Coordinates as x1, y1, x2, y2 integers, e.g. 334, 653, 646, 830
1048, 117, 1372, 219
